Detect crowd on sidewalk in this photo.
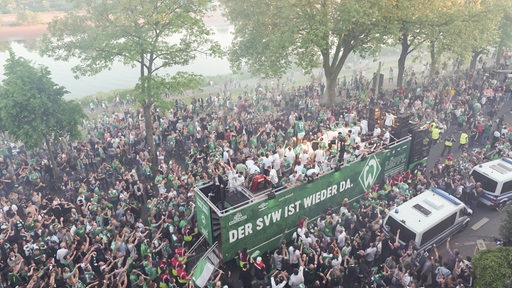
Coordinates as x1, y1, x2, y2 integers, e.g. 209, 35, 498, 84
0, 61, 510, 288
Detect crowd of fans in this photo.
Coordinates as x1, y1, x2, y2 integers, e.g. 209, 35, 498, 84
0, 59, 509, 288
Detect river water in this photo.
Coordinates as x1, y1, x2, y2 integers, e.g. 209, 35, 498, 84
0, 25, 234, 99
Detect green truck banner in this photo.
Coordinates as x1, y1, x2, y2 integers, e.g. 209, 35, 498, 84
195, 191, 213, 244
217, 138, 411, 260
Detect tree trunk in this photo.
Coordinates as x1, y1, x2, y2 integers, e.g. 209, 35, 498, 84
397, 32, 409, 89
495, 44, 504, 67
44, 137, 61, 189
469, 51, 481, 73
429, 41, 438, 78
321, 45, 351, 105
325, 73, 337, 105
143, 103, 158, 173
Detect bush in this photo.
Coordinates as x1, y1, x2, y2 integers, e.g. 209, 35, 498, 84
472, 247, 512, 287
15, 10, 41, 25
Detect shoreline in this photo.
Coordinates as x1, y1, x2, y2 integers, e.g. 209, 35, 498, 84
0, 10, 228, 42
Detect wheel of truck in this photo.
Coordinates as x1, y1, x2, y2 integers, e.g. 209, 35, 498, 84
497, 200, 512, 212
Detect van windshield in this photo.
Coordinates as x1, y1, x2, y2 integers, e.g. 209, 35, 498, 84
471, 170, 498, 194
385, 216, 416, 245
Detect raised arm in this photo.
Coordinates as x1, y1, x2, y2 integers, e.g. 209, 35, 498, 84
446, 237, 453, 254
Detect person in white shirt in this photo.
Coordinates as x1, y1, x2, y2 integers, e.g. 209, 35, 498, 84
294, 163, 305, 178
373, 126, 382, 137
288, 250, 305, 288
314, 148, 325, 164
234, 172, 245, 191
360, 119, 369, 135
337, 228, 346, 248
272, 152, 281, 175
382, 129, 391, 146
222, 148, 230, 163
271, 270, 287, 288
56, 242, 69, 264
299, 151, 309, 166
305, 165, 319, 182
247, 163, 260, 175
267, 167, 279, 188
245, 156, 256, 169
385, 112, 396, 128
365, 242, 378, 265
289, 171, 300, 186
263, 153, 274, 171
285, 147, 296, 163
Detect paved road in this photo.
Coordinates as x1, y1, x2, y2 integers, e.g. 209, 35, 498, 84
425, 91, 512, 260
436, 204, 504, 260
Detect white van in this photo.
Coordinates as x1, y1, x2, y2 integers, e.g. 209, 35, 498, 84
470, 157, 512, 209
383, 188, 472, 251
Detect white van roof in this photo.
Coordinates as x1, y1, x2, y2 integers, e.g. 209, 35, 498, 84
388, 188, 464, 234
472, 158, 512, 182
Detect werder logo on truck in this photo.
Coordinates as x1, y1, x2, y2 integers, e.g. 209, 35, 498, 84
228, 212, 248, 226
359, 154, 381, 191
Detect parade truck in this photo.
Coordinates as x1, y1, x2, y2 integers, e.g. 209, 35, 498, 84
194, 137, 418, 261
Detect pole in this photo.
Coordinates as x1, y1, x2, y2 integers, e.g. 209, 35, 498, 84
376, 61, 382, 98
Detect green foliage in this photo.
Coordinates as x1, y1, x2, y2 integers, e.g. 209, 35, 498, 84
41, 0, 221, 106
472, 247, 512, 287
15, 10, 41, 25
500, 205, 512, 244
0, 51, 86, 150
77, 89, 133, 107
436, 0, 503, 62
221, 0, 393, 104
40, 0, 221, 171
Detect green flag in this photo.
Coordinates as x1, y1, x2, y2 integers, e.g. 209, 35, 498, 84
192, 259, 214, 287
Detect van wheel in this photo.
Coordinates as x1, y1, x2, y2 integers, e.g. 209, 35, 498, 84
497, 201, 512, 212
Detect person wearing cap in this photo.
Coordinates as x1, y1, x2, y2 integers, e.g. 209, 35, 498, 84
253, 256, 266, 287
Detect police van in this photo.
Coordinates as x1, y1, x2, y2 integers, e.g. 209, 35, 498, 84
383, 188, 472, 251
470, 157, 512, 209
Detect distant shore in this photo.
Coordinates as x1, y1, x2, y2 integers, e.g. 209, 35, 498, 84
0, 10, 228, 42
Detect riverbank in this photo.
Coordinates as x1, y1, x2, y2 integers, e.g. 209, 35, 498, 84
0, 9, 228, 42
0, 12, 63, 41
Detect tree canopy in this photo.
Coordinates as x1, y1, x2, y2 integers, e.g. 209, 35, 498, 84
40, 0, 221, 171
472, 247, 512, 287
221, 0, 393, 104
223, 0, 512, 98
0, 51, 86, 180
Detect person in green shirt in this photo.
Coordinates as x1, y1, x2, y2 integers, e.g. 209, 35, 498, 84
295, 119, 306, 140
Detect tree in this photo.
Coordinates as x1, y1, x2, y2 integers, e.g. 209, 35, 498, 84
421, 0, 510, 77
494, 9, 512, 67
221, 0, 393, 105
441, 0, 504, 73
0, 51, 86, 184
387, 0, 461, 87
40, 0, 221, 172
472, 247, 512, 287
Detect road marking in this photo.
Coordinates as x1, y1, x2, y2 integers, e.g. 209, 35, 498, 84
476, 239, 487, 250
455, 241, 492, 247
471, 217, 489, 230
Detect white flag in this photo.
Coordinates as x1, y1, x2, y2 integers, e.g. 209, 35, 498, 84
192, 259, 214, 287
